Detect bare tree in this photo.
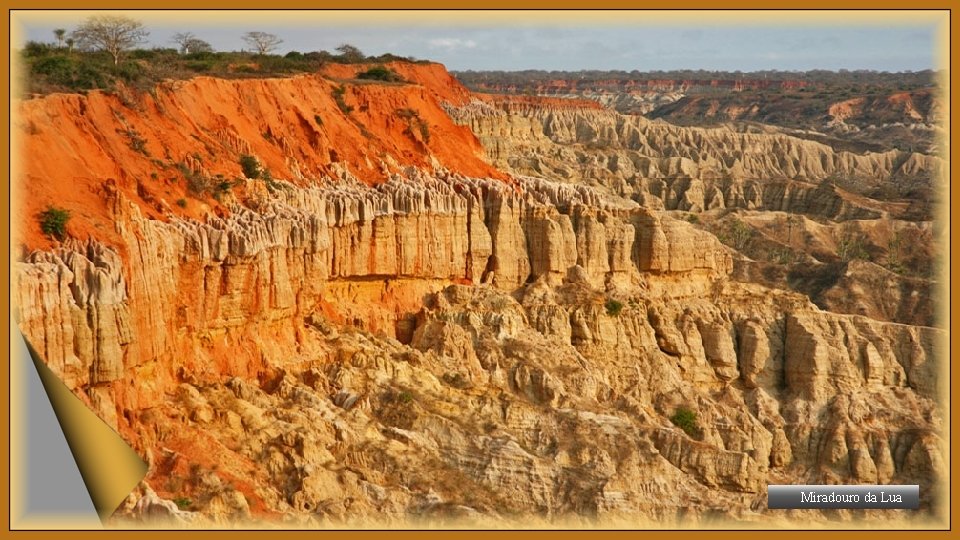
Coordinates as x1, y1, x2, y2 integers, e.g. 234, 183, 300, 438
71, 14, 148, 65
185, 37, 213, 54
172, 31, 195, 53
172, 32, 213, 54
53, 28, 66, 48
242, 31, 282, 55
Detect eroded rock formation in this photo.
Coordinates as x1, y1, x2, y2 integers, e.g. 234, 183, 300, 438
13, 61, 945, 528
449, 97, 940, 217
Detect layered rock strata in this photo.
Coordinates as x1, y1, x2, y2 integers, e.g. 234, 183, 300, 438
15, 174, 727, 417
448, 99, 940, 218
16, 173, 943, 525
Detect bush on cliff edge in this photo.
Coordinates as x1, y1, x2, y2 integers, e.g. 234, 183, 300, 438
670, 407, 701, 439
39, 205, 71, 240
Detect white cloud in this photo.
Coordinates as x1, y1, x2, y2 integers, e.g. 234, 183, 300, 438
427, 38, 478, 50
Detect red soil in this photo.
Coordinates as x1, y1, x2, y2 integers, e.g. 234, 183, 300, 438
15, 62, 507, 252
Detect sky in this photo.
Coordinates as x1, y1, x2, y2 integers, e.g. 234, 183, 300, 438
13, 11, 944, 72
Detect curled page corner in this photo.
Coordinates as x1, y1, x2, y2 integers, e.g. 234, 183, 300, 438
20, 333, 148, 524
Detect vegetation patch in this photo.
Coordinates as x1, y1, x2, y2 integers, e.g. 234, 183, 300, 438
260, 170, 287, 193
357, 65, 405, 83
670, 407, 701, 438
604, 299, 624, 317
377, 388, 417, 429
123, 127, 149, 155
726, 220, 754, 251
177, 162, 212, 196
239, 154, 261, 179
211, 174, 237, 201
836, 224, 869, 262
332, 85, 353, 114
396, 108, 430, 144
39, 205, 71, 240
20, 27, 428, 97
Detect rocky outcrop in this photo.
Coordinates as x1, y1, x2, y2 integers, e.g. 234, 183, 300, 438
15, 174, 731, 419
448, 99, 941, 219
88, 279, 942, 526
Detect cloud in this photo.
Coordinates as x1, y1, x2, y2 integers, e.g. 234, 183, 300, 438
427, 37, 478, 50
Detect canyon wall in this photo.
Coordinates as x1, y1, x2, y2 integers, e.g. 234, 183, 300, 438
15, 173, 943, 525
15, 173, 729, 426
13, 62, 945, 526
448, 98, 939, 219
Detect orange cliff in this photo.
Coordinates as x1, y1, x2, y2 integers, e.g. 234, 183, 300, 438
319, 61, 475, 106
15, 62, 508, 252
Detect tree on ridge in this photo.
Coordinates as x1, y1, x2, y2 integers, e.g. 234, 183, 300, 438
53, 28, 66, 48
242, 31, 282, 55
336, 43, 364, 63
172, 31, 214, 54
71, 14, 148, 65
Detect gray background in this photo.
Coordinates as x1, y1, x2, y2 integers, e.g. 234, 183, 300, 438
17, 332, 99, 524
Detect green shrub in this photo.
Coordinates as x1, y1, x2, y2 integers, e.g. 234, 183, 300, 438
39, 205, 70, 240
396, 108, 430, 144
239, 154, 261, 179
183, 51, 215, 61
177, 162, 211, 195
604, 299, 624, 317
728, 220, 754, 251
332, 85, 353, 114
70, 62, 110, 91
261, 169, 286, 192
125, 128, 149, 155
214, 180, 233, 198
176, 198, 187, 208
111, 61, 144, 83
313, 114, 323, 126
837, 225, 869, 262
172, 497, 192, 510
670, 407, 700, 438
23, 40, 53, 57
128, 49, 158, 60
184, 60, 213, 72
356, 65, 404, 82
32, 56, 73, 78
